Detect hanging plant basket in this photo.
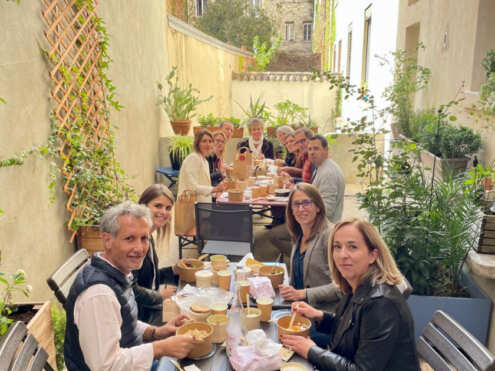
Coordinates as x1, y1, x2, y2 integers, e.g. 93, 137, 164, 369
76, 225, 103, 256
171, 120, 192, 135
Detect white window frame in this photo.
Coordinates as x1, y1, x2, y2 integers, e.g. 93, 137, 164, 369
196, 0, 208, 16
285, 22, 295, 41
303, 22, 312, 41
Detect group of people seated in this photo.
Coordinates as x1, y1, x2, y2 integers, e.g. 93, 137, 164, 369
62, 117, 421, 370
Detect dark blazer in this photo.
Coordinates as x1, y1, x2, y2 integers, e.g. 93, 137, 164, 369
238, 137, 274, 159
207, 154, 224, 186
132, 236, 177, 323
289, 226, 340, 312
307, 278, 420, 371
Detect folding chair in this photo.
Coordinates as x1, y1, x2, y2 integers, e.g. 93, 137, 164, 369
195, 202, 253, 259
0, 321, 54, 371
417, 310, 495, 371
47, 248, 90, 305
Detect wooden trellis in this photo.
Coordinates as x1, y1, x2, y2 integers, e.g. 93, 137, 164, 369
41, 0, 109, 242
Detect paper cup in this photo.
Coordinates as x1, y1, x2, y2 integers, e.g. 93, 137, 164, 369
240, 308, 261, 332
211, 302, 228, 315
217, 270, 232, 291
207, 314, 229, 343
256, 297, 273, 322
238, 281, 250, 303
195, 270, 213, 288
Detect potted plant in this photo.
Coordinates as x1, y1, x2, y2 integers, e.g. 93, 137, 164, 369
158, 67, 212, 135
267, 100, 310, 137
0, 268, 56, 368
169, 135, 193, 170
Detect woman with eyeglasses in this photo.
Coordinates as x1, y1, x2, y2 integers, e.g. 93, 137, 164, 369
132, 184, 179, 325
207, 131, 227, 186
279, 183, 340, 315
280, 218, 420, 371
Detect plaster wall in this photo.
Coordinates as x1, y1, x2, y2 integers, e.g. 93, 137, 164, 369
167, 15, 251, 136
231, 77, 337, 134
0, 0, 169, 301
334, 0, 399, 129
396, 0, 495, 165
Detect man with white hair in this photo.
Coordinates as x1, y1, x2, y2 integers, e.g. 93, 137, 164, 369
64, 201, 198, 371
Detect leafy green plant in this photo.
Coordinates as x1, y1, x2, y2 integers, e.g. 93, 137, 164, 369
157, 67, 212, 121
419, 123, 481, 159
51, 305, 66, 371
0, 269, 31, 335
250, 35, 281, 72
380, 46, 431, 137
270, 100, 308, 128
237, 96, 271, 122
222, 116, 242, 128
169, 135, 193, 164
319, 64, 481, 297
198, 113, 220, 127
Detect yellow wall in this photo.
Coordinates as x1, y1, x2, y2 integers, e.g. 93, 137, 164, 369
0, 0, 169, 301
166, 15, 252, 136
397, 0, 495, 165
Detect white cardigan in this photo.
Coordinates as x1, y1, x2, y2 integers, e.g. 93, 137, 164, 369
177, 151, 213, 202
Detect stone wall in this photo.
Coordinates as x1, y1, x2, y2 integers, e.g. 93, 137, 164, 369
263, 0, 314, 54
0, 0, 169, 301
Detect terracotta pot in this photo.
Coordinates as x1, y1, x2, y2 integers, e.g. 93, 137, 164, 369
77, 225, 103, 256
310, 127, 318, 134
232, 127, 244, 138
171, 120, 192, 135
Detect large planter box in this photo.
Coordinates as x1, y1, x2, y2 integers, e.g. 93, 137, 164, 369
26, 301, 57, 369
419, 149, 469, 180
193, 126, 244, 138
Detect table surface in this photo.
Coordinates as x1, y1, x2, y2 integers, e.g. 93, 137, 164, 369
170, 262, 314, 370
216, 194, 288, 207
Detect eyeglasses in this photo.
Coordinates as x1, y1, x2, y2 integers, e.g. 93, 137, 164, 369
292, 199, 313, 209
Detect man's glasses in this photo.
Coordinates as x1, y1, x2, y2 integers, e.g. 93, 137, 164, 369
292, 199, 313, 209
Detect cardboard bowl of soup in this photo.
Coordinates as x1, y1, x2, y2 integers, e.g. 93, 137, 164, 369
259, 265, 284, 288
176, 258, 204, 283
276, 314, 311, 341
177, 321, 213, 358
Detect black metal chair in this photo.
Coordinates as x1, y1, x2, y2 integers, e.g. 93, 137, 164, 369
194, 202, 253, 259
0, 321, 54, 371
47, 248, 90, 305
417, 310, 495, 371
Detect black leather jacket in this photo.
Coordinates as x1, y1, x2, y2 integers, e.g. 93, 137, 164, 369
307, 278, 420, 371
132, 236, 178, 323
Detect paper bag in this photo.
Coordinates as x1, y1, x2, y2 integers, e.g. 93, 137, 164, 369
175, 190, 197, 236
233, 147, 252, 180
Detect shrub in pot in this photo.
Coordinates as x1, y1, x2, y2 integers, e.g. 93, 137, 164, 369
158, 67, 212, 135
169, 135, 193, 170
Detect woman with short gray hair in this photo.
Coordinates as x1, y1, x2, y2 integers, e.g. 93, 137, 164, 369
238, 118, 274, 159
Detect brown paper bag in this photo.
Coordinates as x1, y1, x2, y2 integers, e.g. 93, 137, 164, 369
174, 190, 197, 236
232, 147, 252, 180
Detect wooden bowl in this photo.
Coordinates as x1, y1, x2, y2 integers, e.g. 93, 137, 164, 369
277, 315, 311, 341
177, 322, 213, 358
259, 265, 284, 288
176, 258, 204, 283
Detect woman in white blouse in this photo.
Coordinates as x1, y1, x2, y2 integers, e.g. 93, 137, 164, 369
178, 129, 226, 202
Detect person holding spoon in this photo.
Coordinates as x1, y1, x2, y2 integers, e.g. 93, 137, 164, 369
280, 218, 419, 371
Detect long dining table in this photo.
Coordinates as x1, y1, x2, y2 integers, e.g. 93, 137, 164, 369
158, 262, 315, 371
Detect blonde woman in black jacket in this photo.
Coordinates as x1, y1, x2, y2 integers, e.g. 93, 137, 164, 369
281, 218, 420, 371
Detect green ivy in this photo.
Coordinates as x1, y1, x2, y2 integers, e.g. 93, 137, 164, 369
250, 35, 281, 72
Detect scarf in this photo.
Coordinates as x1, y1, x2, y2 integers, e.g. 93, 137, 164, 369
248, 135, 264, 157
